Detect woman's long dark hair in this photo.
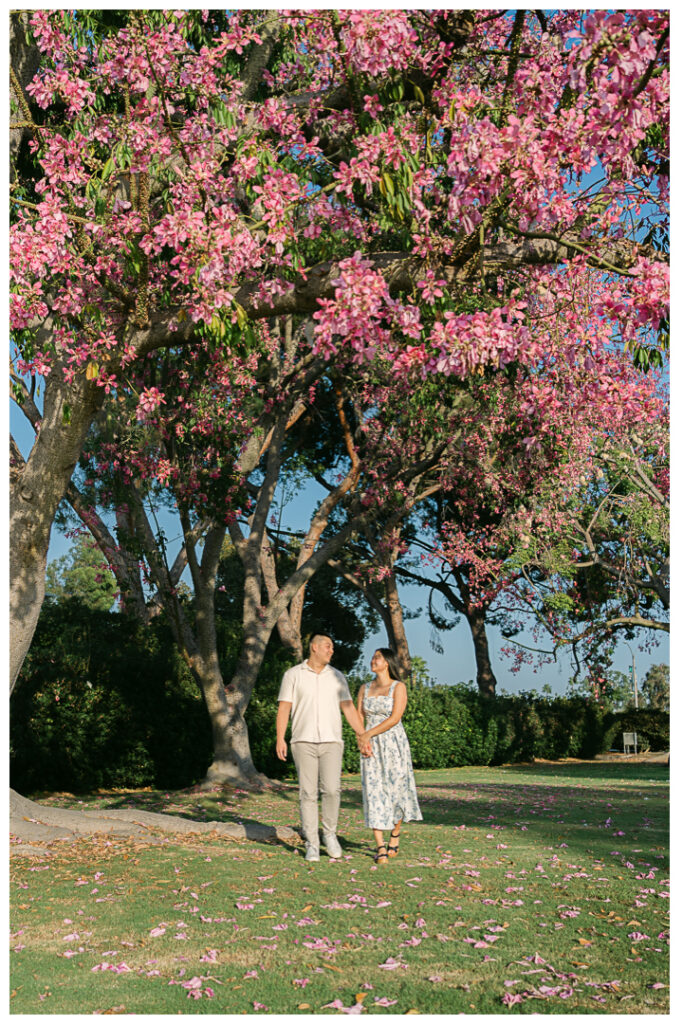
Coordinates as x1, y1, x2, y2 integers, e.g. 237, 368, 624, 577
375, 647, 403, 683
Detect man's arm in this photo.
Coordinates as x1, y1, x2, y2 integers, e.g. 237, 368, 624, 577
276, 701, 292, 761
341, 700, 373, 757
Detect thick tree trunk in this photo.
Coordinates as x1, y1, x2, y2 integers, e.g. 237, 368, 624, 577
194, 649, 267, 790
212, 623, 274, 788
178, 521, 271, 790
384, 572, 413, 683
10, 372, 105, 693
465, 603, 498, 697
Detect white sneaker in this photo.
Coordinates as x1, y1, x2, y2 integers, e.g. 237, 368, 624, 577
304, 844, 320, 862
323, 833, 342, 859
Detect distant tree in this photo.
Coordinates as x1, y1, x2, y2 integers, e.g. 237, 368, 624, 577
493, 409, 668, 682
640, 663, 669, 711
566, 668, 635, 712
45, 534, 118, 612
409, 656, 436, 688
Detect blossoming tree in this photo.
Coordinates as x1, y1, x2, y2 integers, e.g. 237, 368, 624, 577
11, 8, 669, 701
335, 335, 668, 696
495, 410, 669, 680
53, 324, 468, 786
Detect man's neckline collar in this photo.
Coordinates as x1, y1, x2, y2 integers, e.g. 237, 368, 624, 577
304, 659, 332, 674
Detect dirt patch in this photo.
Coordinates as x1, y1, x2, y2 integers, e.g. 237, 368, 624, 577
504, 752, 669, 768
593, 750, 669, 764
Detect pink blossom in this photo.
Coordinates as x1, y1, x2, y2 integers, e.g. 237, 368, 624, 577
136, 387, 166, 422
502, 992, 524, 1006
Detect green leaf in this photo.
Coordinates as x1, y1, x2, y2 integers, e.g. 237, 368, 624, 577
233, 301, 248, 329
101, 157, 116, 181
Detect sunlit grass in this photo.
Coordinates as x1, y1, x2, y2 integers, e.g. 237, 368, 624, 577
11, 763, 669, 1014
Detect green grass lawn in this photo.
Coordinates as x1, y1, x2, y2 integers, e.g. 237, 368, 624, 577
10, 762, 669, 1014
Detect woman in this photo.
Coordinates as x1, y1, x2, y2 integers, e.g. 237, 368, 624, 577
357, 647, 422, 863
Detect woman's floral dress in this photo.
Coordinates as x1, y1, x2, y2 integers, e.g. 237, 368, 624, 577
360, 680, 423, 830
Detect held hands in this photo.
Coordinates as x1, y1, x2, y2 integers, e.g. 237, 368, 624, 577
357, 732, 373, 758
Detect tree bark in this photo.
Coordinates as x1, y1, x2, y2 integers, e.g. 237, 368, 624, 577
384, 571, 413, 683
10, 12, 40, 177
146, 508, 271, 790
218, 619, 275, 786
464, 602, 498, 698
10, 370, 106, 694
188, 524, 271, 788
259, 533, 303, 660
10, 787, 297, 855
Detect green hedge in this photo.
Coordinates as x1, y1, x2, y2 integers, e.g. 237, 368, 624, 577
340, 684, 669, 772
10, 602, 212, 793
12, 608, 669, 793
601, 708, 670, 754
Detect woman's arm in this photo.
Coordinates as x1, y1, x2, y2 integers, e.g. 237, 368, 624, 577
356, 683, 366, 728
347, 686, 372, 757
362, 682, 407, 741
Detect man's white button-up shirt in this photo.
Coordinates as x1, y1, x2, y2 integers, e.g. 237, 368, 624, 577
278, 660, 352, 744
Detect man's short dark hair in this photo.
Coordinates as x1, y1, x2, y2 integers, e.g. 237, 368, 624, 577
309, 634, 332, 652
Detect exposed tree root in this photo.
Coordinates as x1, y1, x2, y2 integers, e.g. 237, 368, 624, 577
10, 789, 300, 857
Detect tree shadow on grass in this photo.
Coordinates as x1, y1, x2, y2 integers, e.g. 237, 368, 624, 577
46, 761, 669, 864
499, 761, 669, 783
69, 784, 365, 856
400, 774, 669, 867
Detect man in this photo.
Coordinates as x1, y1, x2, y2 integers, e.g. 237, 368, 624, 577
276, 634, 371, 862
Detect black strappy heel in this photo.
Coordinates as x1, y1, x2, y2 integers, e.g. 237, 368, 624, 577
387, 829, 401, 857
374, 844, 388, 863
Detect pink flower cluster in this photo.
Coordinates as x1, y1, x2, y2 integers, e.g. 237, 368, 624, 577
136, 387, 166, 422
424, 303, 532, 378
313, 252, 421, 363
27, 67, 94, 114
179, 976, 215, 1000
337, 10, 419, 77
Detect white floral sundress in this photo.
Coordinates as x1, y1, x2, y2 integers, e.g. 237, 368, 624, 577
360, 680, 423, 830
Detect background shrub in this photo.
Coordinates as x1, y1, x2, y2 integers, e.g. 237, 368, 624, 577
601, 708, 670, 754
10, 601, 212, 792
12, 610, 669, 794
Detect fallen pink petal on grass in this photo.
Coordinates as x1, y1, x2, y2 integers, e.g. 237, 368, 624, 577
502, 992, 524, 1006
378, 957, 408, 970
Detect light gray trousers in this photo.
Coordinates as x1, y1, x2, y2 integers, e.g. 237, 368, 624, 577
291, 741, 343, 847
